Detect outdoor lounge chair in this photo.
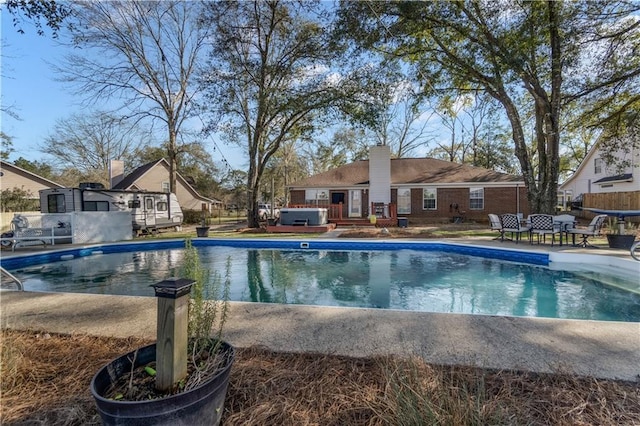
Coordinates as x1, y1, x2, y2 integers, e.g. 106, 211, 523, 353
500, 213, 531, 243
565, 214, 608, 247
529, 214, 560, 246
488, 214, 503, 240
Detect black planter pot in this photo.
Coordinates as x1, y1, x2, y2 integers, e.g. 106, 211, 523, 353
195, 226, 210, 237
606, 234, 636, 250
91, 341, 235, 426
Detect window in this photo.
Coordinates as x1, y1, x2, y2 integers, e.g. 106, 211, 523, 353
422, 188, 437, 210
128, 199, 141, 208
83, 201, 109, 211
397, 188, 411, 214
162, 182, 170, 193
305, 189, 329, 205
469, 187, 484, 210
145, 198, 154, 210
157, 201, 168, 211
594, 158, 603, 174
47, 194, 66, 213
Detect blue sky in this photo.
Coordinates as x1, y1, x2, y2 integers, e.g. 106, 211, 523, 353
1, 10, 246, 170
1, 11, 81, 163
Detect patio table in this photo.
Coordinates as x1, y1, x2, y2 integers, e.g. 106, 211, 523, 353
553, 215, 577, 246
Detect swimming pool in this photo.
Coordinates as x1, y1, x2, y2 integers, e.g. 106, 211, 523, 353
2, 239, 639, 322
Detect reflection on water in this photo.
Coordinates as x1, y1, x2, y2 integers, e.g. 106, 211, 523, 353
11, 247, 640, 322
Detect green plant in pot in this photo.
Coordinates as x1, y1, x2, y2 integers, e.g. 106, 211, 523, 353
605, 218, 638, 250
90, 239, 234, 425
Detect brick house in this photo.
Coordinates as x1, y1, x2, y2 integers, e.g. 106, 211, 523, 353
287, 145, 530, 224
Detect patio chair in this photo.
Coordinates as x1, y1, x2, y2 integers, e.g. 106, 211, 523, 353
565, 214, 608, 248
488, 214, 503, 240
500, 213, 531, 243
529, 214, 560, 246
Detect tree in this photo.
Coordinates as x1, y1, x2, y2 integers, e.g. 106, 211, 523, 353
431, 94, 471, 163
262, 138, 308, 206
473, 132, 519, 174
219, 168, 249, 209
1, 132, 14, 160
0, 188, 39, 212
42, 111, 150, 186
338, 1, 640, 214
132, 141, 223, 200
345, 63, 436, 158
3, 0, 72, 36
302, 127, 366, 175
12, 157, 57, 181
202, 0, 366, 227
57, 1, 208, 194
175, 142, 222, 200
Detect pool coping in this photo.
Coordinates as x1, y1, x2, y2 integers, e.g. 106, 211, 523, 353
2, 291, 639, 381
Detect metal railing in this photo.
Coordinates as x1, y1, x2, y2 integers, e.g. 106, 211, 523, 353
631, 241, 640, 261
1, 266, 23, 291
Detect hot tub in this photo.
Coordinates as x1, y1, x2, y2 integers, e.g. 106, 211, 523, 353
279, 208, 328, 226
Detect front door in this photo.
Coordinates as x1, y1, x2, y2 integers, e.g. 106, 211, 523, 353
349, 190, 362, 218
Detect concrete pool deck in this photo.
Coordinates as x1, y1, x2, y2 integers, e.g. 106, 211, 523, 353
1, 236, 639, 382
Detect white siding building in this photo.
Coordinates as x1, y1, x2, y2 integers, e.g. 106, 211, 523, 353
559, 141, 639, 201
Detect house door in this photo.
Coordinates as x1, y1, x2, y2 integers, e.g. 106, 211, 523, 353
349, 190, 362, 218
144, 196, 156, 227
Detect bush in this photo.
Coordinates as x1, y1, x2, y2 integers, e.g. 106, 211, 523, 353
0, 188, 39, 212
183, 209, 206, 225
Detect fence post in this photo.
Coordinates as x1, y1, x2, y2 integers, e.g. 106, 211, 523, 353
150, 278, 195, 392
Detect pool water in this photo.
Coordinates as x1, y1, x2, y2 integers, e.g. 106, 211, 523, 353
10, 246, 640, 322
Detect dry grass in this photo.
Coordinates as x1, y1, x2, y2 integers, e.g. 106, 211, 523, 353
2, 329, 639, 426
336, 223, 491, 239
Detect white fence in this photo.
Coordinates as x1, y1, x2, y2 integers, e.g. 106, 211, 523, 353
1, 212, 133, 249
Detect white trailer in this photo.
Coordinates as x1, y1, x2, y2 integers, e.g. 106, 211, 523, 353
39, 187, 184, 235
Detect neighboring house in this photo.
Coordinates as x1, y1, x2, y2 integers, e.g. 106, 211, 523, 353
288, 145, 530, 223
559, 140, 639, 203
0, 160, 64, 201
0, 160, 64, 229
112, 158, 222, 212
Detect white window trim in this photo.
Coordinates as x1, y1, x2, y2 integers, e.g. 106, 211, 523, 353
422, 187, 437, 210
594, 158, 603, 174
397, 188, 411, 214
469, 187, 484, 210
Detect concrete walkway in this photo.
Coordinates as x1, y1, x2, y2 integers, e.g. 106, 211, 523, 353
1, 236, 639, 381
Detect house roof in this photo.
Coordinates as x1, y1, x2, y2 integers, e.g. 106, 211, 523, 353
113, 158, 221, 203
559, 141, 600, 189
593, 173, 633, 184
112, 159, 160, 190
0, 160, 64, 189
560, 135, 638, 190
289, 157, 522, 188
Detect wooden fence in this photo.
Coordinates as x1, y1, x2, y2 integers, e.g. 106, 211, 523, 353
583, 191, 640, 222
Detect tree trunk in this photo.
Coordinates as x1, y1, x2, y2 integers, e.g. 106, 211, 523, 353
246, 160, 261, 228
168, 126, 178, 194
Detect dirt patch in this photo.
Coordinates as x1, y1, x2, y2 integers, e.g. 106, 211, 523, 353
2, 329, 639, 425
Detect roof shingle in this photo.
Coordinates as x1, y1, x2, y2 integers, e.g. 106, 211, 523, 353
290, 158, 521, 187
